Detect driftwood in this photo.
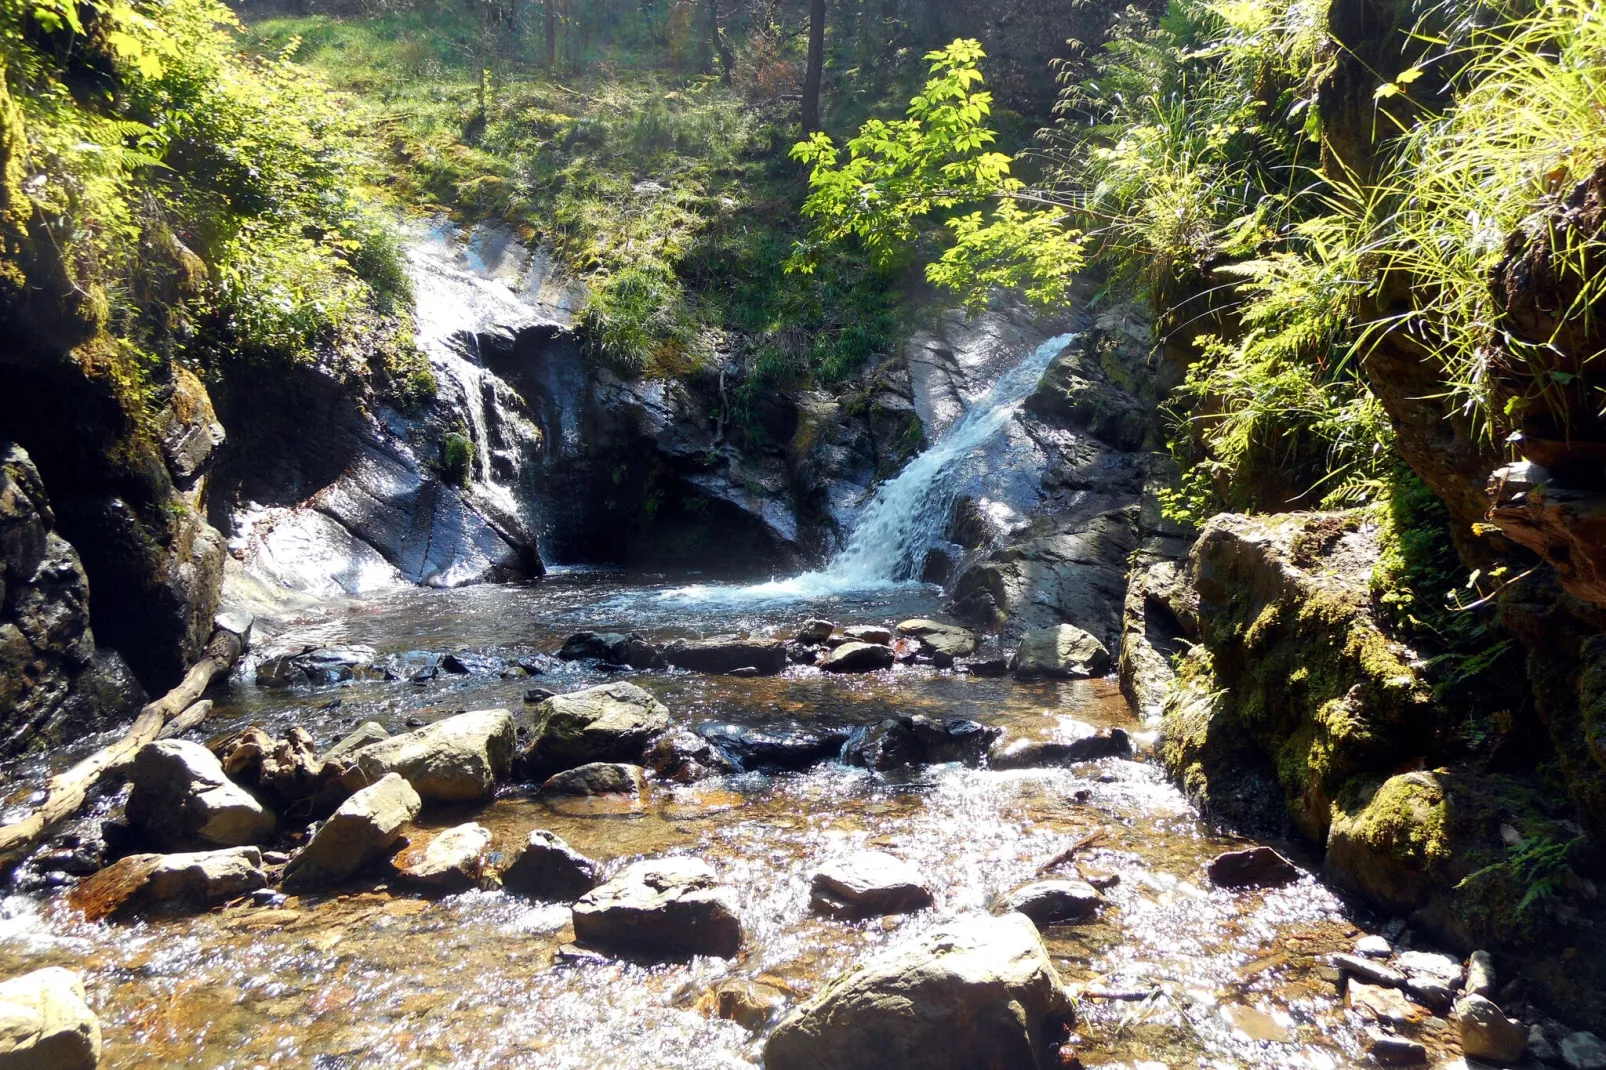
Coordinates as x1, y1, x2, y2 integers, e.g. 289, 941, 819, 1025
1035, 827, 1107, 876
0, 625, 246, 863
154, 700, 214, 742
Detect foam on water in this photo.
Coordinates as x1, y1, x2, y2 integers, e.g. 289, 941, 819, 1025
658, 332, 1076, 608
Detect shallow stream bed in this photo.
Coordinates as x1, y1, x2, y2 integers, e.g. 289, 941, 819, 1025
0, 570, 1460, 1068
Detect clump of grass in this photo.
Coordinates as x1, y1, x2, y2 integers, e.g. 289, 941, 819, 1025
441, 431, 474, 487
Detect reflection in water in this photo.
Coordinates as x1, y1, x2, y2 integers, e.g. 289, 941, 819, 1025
0, 572, 1437, 1068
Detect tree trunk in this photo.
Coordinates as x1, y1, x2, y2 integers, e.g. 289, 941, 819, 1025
801, 0, 826, 133
922, 0, 942, 46
707, 0, 733, 83
544, 0, 557, 68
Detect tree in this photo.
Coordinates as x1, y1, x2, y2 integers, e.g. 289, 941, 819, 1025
801, 0, 825, 132
789, 40, 1083, 309
707, 0, 733, 83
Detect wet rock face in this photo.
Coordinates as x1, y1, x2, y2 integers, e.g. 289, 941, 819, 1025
643, 731, 736, 783
1206, 847, 1300, 889
521, 682, 670, 775
764, 912, 1074, 1070
0, 443, 143, 756
0, 966, 101, 1070
282, 772, 421, 892
987, 728, 1131, 770
498, 830, 598, 901
127, 740, 277, 850
342, 708, 515, 803
572, 857, 742, 961
68, 847, 266, 922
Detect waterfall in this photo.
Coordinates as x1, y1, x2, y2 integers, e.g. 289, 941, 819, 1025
662, 332, 1074, 605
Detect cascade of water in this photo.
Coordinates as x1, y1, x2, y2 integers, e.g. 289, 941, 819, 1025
661, 332, 1074, 605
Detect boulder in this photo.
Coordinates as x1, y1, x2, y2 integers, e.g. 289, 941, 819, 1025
894, 619, 977, 658
662, 637, 787, 676
1205, 846, 1301, 889
842, 716, 999, 770
343, 708, 515, 803
0, 967, 100, 1070
572, 857, 742, 960
255, 645, 374, 687
557, 632, 629, 663
1465, 950, 1497, 998
522, 682, 670, 774
988, 729, 1131, 770
796, 619, 835, 644
842, 625, 893, 645
1010, 625, 1112, 678
319, 721, 390, 766
1347, 980, 1422, 1025
999, 879, 1102, 925
127, 740, 276, 850
1456, 995, 1528, 1063
1333, 953, 1406, 989
394, 822, 491, 893
282, 773, 421, 891
765, 912, 1073, 1070
819, 642, 896, 673
625, 637, 665, 670
1563, 1032, 1606, 1070
696, 978, 788, 1031
539, 762, 647, 796
498, 830, 597, 900
1366, 1029, 1427, 1065
1396, 950, 1462, 984
694, 722, 851, 773
810, 851, 934, 918
1356, 934, 1393, 959
68, 847, 266, 922
643, 731, 736, 783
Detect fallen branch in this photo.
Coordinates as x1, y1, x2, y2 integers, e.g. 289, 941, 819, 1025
155, 700, 215, 742
1036, 827, 1106, 876
0, 624, 246, 863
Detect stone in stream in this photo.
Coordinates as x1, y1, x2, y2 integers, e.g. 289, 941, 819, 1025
1009, 624, 1112, 678
764, 912, 1073, 1070
1528, 1025, 1562, 1065
440, 651, 504, 676
1347, 980, 1423, 1025
1396, 949, 1462, 983
841, 625, 893, 645
1562, 1031, 1606, 1070
521, 682, 670, 775
841, 716, 999, 770
342, 708, 515, 803
796, 619, 835, 645
127, 739, 277, 850
643, 731, 736, 783
696, 978, 789, 1031
1366, 1028, 1427, 1065
1456, 995, 1528, 1063
571, 857, 742, 960
282, 773, 421, 892
625, 637, 665, 670
1465, 950, 1497, 998
557, 631, 630, 663
1355, 934, 1393, 959
539, 762, 647, 796
1205, 846, 1301, 889
0, 967, 101, 1070
894, 619, 978, 658
693, 722, 851, 773
394, 822, 492, 893
987, 728, 1132, 770
999, 879, 1103, 925
818, 641, 896, 673
498, 830, 598, 901
662, 636, 787, 676
68, 847, 267, 921
810, 851, 934, 918
1333, 952, 1407, 989
318, 721, 390, 766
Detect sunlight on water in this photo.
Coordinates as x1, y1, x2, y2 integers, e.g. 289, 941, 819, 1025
658, 333, 1075, 608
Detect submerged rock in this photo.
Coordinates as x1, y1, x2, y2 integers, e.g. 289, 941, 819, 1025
572, 857, 742, 960
498, 830, 598, 901
0, 967, 101, 1070
1456, 995, 1528, 1063
694, 722, 850, 773
662, 636, 787, 676
810, 851, 934, 918
696, 978, 788, 1031
394, 822, 491, 893
764, 912, 1073, 1070
818, 642, 896, 673
539, 762, 647, 796
841, 716, 998, 770
999, 879, 1102, 925
1562, 1031, 1606, 1070
283, 773, 421, 891
987, 728, 1131, 770
1010, 624, 1112, 678
69, 847, 266, 921
1206, 846, 1301, 889
343, 708, 515, 803
127, 740, 276, 850
522, 682, 670, 775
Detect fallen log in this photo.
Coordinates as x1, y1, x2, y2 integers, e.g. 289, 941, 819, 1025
0, 622, 248, 863
155, 700, 215, 742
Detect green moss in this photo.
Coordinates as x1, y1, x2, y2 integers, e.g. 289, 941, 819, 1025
441, 432, 474, 488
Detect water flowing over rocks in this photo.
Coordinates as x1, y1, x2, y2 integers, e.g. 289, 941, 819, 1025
497, 829, 598, 900
764, 912, 1074, 1070
341, 708, 514, 803
0, 967, 101, 1070
691, 722, 850, 773
127, 739, 276, 850
282, 773, 421, 891
571, 857, 742, 960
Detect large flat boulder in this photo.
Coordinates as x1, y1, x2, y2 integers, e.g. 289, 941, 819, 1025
343, 708, 514, 803
894, 619, 977, 659
1010, 624, 1111, 678
127, 739, 276, 850
522, 682, 670, 774
819, 642, 895, 674
0, 967, 101, 1070
68, 847, 266, 922
765, 912, 1074, 1070
663, 637, 787, 676
572, 857, 741, 960
283, 773, 421, 891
